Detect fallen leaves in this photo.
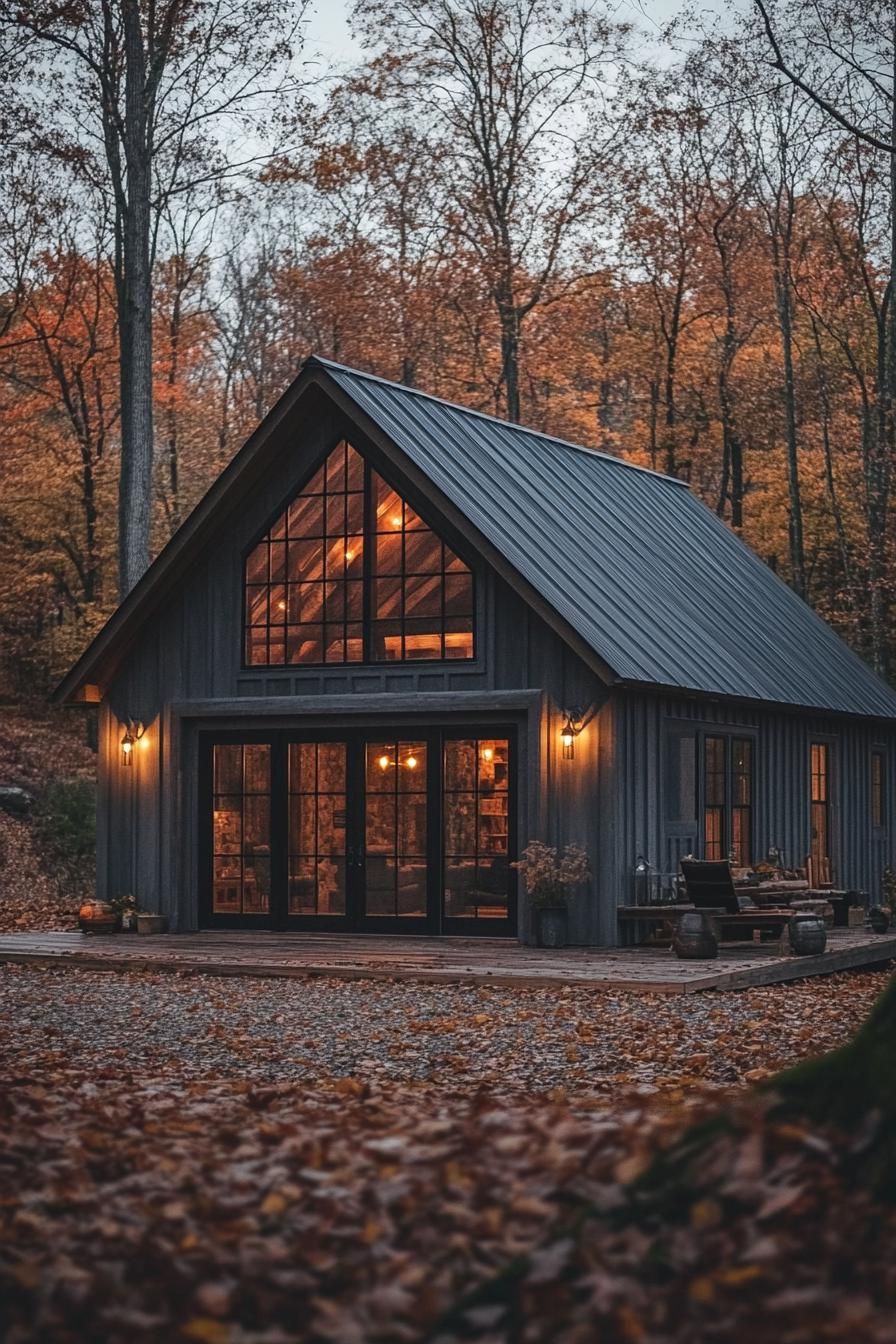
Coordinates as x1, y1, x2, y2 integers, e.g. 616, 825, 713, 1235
1, 964, 895, 1341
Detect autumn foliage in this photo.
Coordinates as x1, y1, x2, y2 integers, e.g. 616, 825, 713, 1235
1, 0, 895, 694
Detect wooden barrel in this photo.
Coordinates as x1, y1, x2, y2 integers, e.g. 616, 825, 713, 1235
788, 913, 827, 956
78, 901, 120, 935
869, 906, 891, 934
673, 911, 718, 960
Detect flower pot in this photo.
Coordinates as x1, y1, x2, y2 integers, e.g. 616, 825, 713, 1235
673, 910, 718, 959
869, 906, 891, 934
136, 914, 168, 936
788, 913, 827, 956
78, 901, 121, 935
535, 905, 568, 949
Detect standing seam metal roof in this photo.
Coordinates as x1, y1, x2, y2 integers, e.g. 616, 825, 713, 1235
317, 357, 896, 719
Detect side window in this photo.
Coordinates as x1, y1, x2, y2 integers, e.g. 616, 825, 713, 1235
810, 742, 830, 864
665, 730, 697, 823
731, 738, 752, 866
665, 727, 754, 864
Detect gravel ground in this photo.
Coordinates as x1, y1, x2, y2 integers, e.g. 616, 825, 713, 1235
1, 962, 891, 1096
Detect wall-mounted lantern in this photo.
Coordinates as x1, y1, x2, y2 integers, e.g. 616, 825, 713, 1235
633, 853, 652, 905
560, 709, 583, 760
120, 719, 145, 765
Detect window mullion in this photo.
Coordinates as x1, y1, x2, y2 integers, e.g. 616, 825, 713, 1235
363, 458, 372, 664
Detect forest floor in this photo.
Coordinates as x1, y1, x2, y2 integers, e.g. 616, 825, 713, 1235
2, 962, 896, 1343
0, 707, 94, 934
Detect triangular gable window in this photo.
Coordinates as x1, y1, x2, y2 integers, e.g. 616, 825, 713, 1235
245, 441, 475, 666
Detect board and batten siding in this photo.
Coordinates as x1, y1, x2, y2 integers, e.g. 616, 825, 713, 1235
610, 691, 896, 928
98, 400, 609, 936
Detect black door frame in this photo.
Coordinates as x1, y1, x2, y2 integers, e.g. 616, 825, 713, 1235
199, 723, 518, 936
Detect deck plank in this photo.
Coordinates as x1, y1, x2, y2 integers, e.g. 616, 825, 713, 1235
0, 929, 893, 993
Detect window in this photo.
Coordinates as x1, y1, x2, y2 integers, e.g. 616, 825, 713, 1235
872, 750, 885, 830
665, 730, 753, 863
810, 742, 830, 865
666, 731, 697, 822
731, 738, 752, 867
245, 440, 474, 666
703, 736, 726, 860
700, 735, 752, 864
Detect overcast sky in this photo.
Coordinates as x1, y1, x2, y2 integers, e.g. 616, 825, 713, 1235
302, 0, 717, 68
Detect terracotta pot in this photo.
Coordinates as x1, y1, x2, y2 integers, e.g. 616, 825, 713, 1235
78, 901, 121, 935
788, 913, 827, 956
673, 910, 718, 960
535, 905, 568, 949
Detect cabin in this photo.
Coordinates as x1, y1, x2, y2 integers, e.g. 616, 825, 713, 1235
55, 356, 896, 943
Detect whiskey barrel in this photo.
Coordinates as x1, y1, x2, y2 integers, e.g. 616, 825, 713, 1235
673, 911, 719, 960
869, 906, 891, 934
788, 913, 827, 956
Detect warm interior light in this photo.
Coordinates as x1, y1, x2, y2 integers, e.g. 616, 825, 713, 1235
390, 514, 402, 528
277, 600, 286, 611
345, 548, 355, 562
405, 755, 418, 770
482, 746, 494, 762
378, 754, 391, 771
121, 734, 133, 762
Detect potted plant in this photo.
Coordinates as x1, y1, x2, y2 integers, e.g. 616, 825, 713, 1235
110, 893, 138, 932
513, 841, 589, 948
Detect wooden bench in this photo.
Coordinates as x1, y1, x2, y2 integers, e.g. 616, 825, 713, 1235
618, 904, 792, 950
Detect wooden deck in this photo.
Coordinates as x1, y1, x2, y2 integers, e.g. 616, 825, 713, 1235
0, 928, 894, 993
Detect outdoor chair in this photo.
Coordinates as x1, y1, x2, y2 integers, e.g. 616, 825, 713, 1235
680, 858, 793, 949
679, 859, 743, 914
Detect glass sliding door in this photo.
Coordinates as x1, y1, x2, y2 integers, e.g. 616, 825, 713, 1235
443, 736, 514, 931
211, 743, 272, 921
362, 740, 429, 922
202, 726, 516, 935
288, 741, 347, 917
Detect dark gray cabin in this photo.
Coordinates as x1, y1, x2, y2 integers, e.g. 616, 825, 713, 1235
56, 356, 896, 943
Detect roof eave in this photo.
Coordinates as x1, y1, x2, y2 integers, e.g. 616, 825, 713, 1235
614, 677, 896, 725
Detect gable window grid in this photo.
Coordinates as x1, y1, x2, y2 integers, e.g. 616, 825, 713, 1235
244, 440, 475, 668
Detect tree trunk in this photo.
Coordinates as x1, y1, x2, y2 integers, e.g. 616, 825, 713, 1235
118, 0, 155, 600
165, 268, 184, 533
772, 242, 806, 596
661, 270, 685, 477
499, 301, 521, 422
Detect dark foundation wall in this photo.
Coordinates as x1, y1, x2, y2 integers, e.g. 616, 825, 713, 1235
611, 691, 896, 924
97, 398, 610, 936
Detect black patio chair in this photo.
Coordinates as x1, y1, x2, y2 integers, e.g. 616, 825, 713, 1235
679, 859, 742, 915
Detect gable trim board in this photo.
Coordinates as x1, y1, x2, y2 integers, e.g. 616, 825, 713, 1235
56, 356, 896, 722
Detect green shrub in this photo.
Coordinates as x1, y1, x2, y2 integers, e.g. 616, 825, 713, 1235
33, 779, 96, 897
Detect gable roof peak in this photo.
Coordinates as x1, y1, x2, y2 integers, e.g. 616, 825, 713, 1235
305, 354, 690, 490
